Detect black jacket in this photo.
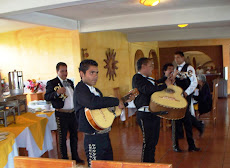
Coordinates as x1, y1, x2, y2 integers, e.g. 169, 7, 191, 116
175, 63, 191, 92
155, 76, 167, 85
74, 81, 119, 134
44, 77, 74, 109
132, 73, 167, 110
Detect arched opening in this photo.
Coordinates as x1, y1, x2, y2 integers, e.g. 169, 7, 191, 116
183, 51, 216, 74
149, 49, 159, 79
134, 49, 144, 73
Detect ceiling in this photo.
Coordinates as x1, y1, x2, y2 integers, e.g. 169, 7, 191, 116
40, 0, 230, 20
1, 0, 230, 41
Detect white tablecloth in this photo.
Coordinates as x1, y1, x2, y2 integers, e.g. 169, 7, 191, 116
120, 101, 137, 121
16, 123, 53, 157
36, 112, 57, 130
4, 142, 18, 168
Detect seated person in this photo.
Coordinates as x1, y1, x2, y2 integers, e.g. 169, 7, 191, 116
193, 74, 212, 115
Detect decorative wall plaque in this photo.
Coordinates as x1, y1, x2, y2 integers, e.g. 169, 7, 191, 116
104, 48, 118, 81
81, 48, 89, 60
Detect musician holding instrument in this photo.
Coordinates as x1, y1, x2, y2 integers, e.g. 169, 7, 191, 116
73, 59, 125, 167
173, 51, 201, 152
132, 58, 172, 163
155, 63, 175, 85
44, 62, 84, 164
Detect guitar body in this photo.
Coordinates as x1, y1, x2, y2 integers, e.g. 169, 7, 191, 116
149, 85, 187, 120
85, 88, 139, 131
85, 107, 121, 131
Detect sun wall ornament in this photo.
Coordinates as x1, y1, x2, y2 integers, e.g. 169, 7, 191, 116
104, 48, 118, 81
81, 48, 89, 60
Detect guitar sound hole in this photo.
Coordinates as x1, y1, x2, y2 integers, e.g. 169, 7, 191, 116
165, 88, 175, 94
108, 107, 116, 113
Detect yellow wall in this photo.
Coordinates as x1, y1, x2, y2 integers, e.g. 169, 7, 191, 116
128, 42, 159, 88
0, 27, 158, 96
0, 26, 81, 84
159, 39, 230, 94
80, 31, 159, 96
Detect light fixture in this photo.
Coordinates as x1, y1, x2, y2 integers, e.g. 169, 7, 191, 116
140, 0, 160, 6
178, 24, 189, 28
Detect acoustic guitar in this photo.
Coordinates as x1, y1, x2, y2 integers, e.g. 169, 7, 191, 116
149, 85, 187, 120
85, 88, 139, 131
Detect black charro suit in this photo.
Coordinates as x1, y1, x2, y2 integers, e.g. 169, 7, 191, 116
74, 81, 119, 167
45, 77, 74, 108
44, 77, 82, 162
132, 73, 167, 163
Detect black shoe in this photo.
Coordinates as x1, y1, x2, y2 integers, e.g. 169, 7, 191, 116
173, 146, 183, 152
188, 147, 201, 152
76, 159, 85, 164
199, 122, 205, 137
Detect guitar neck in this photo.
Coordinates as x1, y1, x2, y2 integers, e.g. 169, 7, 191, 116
121, 93, 131, 103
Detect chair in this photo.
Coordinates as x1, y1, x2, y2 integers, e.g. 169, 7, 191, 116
14, 156, 76, 168
198, 78, 219, 126
91, 160, 172, 168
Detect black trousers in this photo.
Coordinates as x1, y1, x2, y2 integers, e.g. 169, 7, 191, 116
55, 111, 80, 161
191, 115, 203, 133
84, 133, 113, 167
136, 111, 160, 163
174, 95, 196, 149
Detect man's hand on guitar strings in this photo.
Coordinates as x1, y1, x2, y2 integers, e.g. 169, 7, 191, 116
173, 70, 178, 79
165, 78, 172, 86
126, 93, 135, 102
118, 100, 125, 109
183, 91, 188, 98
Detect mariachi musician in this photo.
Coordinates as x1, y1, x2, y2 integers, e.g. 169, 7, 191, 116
173, 51, 201, 152
132, 57, 172, 163
73, 59, 126, 167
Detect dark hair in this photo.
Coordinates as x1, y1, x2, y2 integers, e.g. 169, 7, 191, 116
56, 62, 67, 71
137, 57, 152, 71
162, 63, 174, 72
79, 59, 98, 74
174, 51, 184, 57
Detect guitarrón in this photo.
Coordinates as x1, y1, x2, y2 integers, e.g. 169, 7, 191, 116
149, 85, 187, 120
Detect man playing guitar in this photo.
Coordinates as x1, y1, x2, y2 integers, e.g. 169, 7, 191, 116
132, 58, 172, 163
74, 59, 126, 167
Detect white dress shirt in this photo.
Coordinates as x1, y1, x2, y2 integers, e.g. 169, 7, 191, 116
176, 62, 198, 96
57, 76, 74, 109
85, 84, 100, 97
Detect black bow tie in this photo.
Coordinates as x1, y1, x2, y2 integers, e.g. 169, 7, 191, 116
177, 65, 182, 70
63, 80, 70, 87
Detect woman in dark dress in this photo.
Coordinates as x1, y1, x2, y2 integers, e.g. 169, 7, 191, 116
194, 74, 212, 115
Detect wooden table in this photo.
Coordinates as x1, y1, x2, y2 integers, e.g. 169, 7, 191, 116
36, 111, 57, 130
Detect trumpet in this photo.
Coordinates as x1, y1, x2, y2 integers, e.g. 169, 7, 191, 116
176, 70, 193, 79
54, 83, 68, 101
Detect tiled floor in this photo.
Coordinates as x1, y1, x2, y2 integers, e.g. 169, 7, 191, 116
49, 97, 230, 168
